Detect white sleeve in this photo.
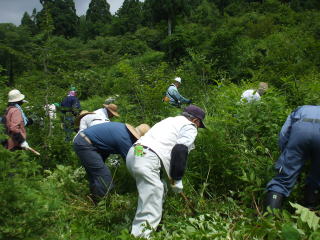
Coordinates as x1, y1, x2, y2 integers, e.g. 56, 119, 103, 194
79, 116, 88, 131
241, 90, 252, 102
176, 124, 198, 150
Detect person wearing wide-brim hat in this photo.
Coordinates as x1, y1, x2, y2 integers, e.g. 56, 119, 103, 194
4, 89, 32, 150
77, 104, 120, 131
103, 103, 120, 117
74, 110, 95, 128
73, 121, 150, 201
126, 104, 206, 238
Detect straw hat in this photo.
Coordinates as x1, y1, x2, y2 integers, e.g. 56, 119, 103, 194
125, 123, 151, 140
75, 110, 95, 127
8, 89, 25, 103
103, 104, 120, 117
258, 82, 268, 91
257, 82, 268, 96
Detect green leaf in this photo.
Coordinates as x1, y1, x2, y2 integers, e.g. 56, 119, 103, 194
290, 202, 320, 231
281, 224, 300, 240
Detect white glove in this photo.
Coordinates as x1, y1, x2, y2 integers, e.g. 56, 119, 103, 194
20, 141, 29, 149
171, 180, 183, 193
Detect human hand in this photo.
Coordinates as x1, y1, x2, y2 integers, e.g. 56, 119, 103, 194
171, 180, 183, 193
20, 141, 30, 149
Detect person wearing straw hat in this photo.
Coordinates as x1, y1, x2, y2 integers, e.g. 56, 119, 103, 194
73, 121, 150, 201
240, 82, 268, 103
164, 77, 191, 108
74, 110, 95, 131
4, 89, 32, 151
126, 105, 206, 238
77, 104, 120, 131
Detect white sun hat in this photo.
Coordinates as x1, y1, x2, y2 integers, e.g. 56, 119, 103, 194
8, 89, 26, 103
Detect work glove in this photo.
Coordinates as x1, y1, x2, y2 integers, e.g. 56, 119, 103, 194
20, 141, 30, 149
171, 179, 183, 193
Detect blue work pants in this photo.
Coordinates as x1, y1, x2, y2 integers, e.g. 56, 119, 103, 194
63, 115, 75, 142
73, 134, 113, 198
267, 121, 320, 197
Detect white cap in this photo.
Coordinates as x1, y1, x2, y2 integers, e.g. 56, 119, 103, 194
8, 89, 25, 103
174, 77, 181, 83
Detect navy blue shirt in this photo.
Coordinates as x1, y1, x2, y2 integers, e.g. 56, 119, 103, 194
61, 96, 81, 113
83, 122, 135, 159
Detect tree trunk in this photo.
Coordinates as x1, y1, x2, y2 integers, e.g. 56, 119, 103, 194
168, 16, 172, 36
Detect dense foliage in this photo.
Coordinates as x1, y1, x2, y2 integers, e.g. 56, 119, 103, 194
1, 0, 320, 239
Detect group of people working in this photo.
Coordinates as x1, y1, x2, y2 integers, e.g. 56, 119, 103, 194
2, 78, 320, 238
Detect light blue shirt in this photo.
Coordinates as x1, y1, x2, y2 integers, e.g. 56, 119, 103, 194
279, 105, 320, 150
15, 104, 28, 125
166, 84, 190, 106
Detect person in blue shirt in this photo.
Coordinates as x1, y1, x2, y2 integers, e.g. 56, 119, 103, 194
165, 77, 191, 108
266, 105, 320, 210
73, 122, 150, 202
60, 88, 81, 141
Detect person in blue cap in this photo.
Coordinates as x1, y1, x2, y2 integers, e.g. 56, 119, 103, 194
265, 105, 320, 210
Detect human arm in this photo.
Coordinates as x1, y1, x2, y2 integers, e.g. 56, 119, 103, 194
168, 88, 191, 104
170, 124, 197, 192
278, 107, 301, 151
79, 116, 89, 131
73, 97, 81, 110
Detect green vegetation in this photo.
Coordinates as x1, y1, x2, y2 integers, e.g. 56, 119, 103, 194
1, 0, 320, 239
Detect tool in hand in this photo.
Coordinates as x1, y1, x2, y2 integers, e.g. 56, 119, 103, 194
26, 146, 41, 156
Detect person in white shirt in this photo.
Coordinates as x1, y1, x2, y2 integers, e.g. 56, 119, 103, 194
43, 103, 60, 129
126, 105, 206, 239
240, 82, 268, 103
76, 104, 120, 131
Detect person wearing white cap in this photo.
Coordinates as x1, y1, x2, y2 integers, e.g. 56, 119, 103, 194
165, 77, 191, 107
3, 89, 32, 151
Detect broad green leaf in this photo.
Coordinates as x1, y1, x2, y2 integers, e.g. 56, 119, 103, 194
290, 202, 320, 231
281, 224, 300, 240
